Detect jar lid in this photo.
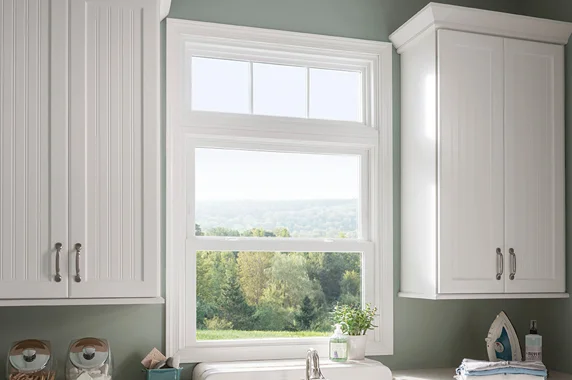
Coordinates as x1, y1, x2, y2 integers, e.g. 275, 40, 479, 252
9, 340, 51, 373
69, 338, 110, 370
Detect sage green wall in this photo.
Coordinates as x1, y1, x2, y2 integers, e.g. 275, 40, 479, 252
0, 1, 564, 379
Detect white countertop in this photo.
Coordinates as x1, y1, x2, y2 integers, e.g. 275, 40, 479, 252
393, 368, 572, 380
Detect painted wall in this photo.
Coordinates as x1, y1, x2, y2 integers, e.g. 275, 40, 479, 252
0, 1, 565, 379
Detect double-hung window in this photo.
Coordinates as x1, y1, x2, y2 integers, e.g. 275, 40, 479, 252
166, 19, 393, 362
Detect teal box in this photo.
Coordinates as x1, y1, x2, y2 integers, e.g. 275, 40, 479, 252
144, 368, 182, 380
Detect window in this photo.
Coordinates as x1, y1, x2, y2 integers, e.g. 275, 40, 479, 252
167, 19, 393, 363
189, 57, 363, 122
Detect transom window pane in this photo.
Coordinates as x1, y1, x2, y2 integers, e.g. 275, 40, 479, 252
253, 63, 307, 118
309, 68, 363, 122
191, 57, 250, 114
196, 250, 362, 341
195, 148, 361, 238
190, 57, 363, 122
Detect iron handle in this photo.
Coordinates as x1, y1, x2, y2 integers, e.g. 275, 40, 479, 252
74, 243, 82, 283
496, 248, 503, 280
54, 243, 62, 282
509, 248, 516, 280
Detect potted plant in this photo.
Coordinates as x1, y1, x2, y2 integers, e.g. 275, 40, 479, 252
332, 303, 378, 360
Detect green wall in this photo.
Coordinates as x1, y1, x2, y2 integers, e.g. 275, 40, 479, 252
0, 1, 566, 379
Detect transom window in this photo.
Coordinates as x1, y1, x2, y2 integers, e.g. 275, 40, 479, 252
166, 19, 393, 363
190, 57, 363, 122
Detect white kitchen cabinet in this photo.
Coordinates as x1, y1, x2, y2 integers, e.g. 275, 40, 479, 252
0, 0, 69, 299
0, 0, 171, 304
69, 0, 161, 298
504, 38, 565, 294
390, 3, 571, 300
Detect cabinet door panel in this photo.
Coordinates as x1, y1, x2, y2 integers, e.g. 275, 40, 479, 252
504, 39, 565, 293
0, 0, 68, 298
438, 30, 505, 293
69, 0, 160, 298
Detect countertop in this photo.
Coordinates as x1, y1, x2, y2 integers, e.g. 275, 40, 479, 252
393, 368, 572, 380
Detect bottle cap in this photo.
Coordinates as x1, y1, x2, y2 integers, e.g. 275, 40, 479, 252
334, 324, 344, 334
530, 320, 538, 334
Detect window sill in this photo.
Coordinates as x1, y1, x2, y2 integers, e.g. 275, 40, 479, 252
175, 338, 392, 363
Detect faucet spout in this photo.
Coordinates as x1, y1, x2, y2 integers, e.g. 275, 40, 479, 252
306, 348, 326, 380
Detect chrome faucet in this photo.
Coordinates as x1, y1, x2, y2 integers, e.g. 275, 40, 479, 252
305, 348, 326, 380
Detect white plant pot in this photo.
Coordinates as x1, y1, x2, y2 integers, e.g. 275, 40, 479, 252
347, 335, 367, 360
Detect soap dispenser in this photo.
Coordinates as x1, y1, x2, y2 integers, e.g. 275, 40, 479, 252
329, 324, 348, 362
525, 320, 542, 362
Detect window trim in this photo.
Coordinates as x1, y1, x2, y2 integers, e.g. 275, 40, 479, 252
166, 19, 393, 363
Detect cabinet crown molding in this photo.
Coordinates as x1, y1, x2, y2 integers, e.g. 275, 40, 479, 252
160, 0, 172, 20
389, 2, 572, 53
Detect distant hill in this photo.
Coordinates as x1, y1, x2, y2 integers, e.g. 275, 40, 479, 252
196, 199, 358, 238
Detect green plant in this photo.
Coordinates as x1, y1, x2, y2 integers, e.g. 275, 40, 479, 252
332, 303, 378, 335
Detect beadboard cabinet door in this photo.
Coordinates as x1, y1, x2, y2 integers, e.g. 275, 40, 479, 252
0, 0, 69, 298
69, 0, 160, 298
504, 38, 565, 293
437, 30, 505, 294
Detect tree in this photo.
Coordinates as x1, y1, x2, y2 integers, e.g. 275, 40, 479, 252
195, 224, 204, 236
267, 254, 312, 308
206, 227, 240, 237
242, 228, 275, 237
273, 227, 291, 237
319, 252, 361, 304
220, 275, 255, 330
295, 296, 316, 330
238, 251, 273, 305
340, 270, 361, 297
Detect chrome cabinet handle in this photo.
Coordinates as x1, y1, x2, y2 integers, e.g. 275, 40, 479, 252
496, 248, 503, 280
74, 243, 82, 283
54, 243, 63, 282
509, 248, 516, 280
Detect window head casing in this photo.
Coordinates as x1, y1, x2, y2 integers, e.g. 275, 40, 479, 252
166, 19, 393, 363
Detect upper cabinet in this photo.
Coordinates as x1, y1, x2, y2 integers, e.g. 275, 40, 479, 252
0, 0, 171, 305
0, 0, 69, 299
390, 3, 572, 300
69, 0, 161, 298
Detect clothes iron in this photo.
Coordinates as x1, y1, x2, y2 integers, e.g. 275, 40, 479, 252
485, 311, 522, 362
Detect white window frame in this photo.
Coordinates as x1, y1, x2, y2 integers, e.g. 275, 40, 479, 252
166, 19, 393, 363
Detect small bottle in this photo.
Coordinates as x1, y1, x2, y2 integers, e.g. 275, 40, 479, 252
525, 320, 542, 362
329, 324, 348, 362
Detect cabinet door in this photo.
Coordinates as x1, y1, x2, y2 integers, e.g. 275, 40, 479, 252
69, 0, 160, 298
0, 0, 69, 298
504, 39, 565, 293
437, 30, 505, 294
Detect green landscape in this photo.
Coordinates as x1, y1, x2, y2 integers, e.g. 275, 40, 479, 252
195, 199, 362, 340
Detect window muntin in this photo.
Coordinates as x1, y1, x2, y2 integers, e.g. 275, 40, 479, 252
196, 250, 362, 341
195, 148, 361, 239
188, 57, 363, 122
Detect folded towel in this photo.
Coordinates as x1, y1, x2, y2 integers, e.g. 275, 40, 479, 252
456, 374, 546, 380
456, 359, 547, 378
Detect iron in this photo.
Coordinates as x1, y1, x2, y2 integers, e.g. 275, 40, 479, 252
485, 311, 522, 362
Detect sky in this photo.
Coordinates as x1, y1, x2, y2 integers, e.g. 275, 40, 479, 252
195, 148, 360, 201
